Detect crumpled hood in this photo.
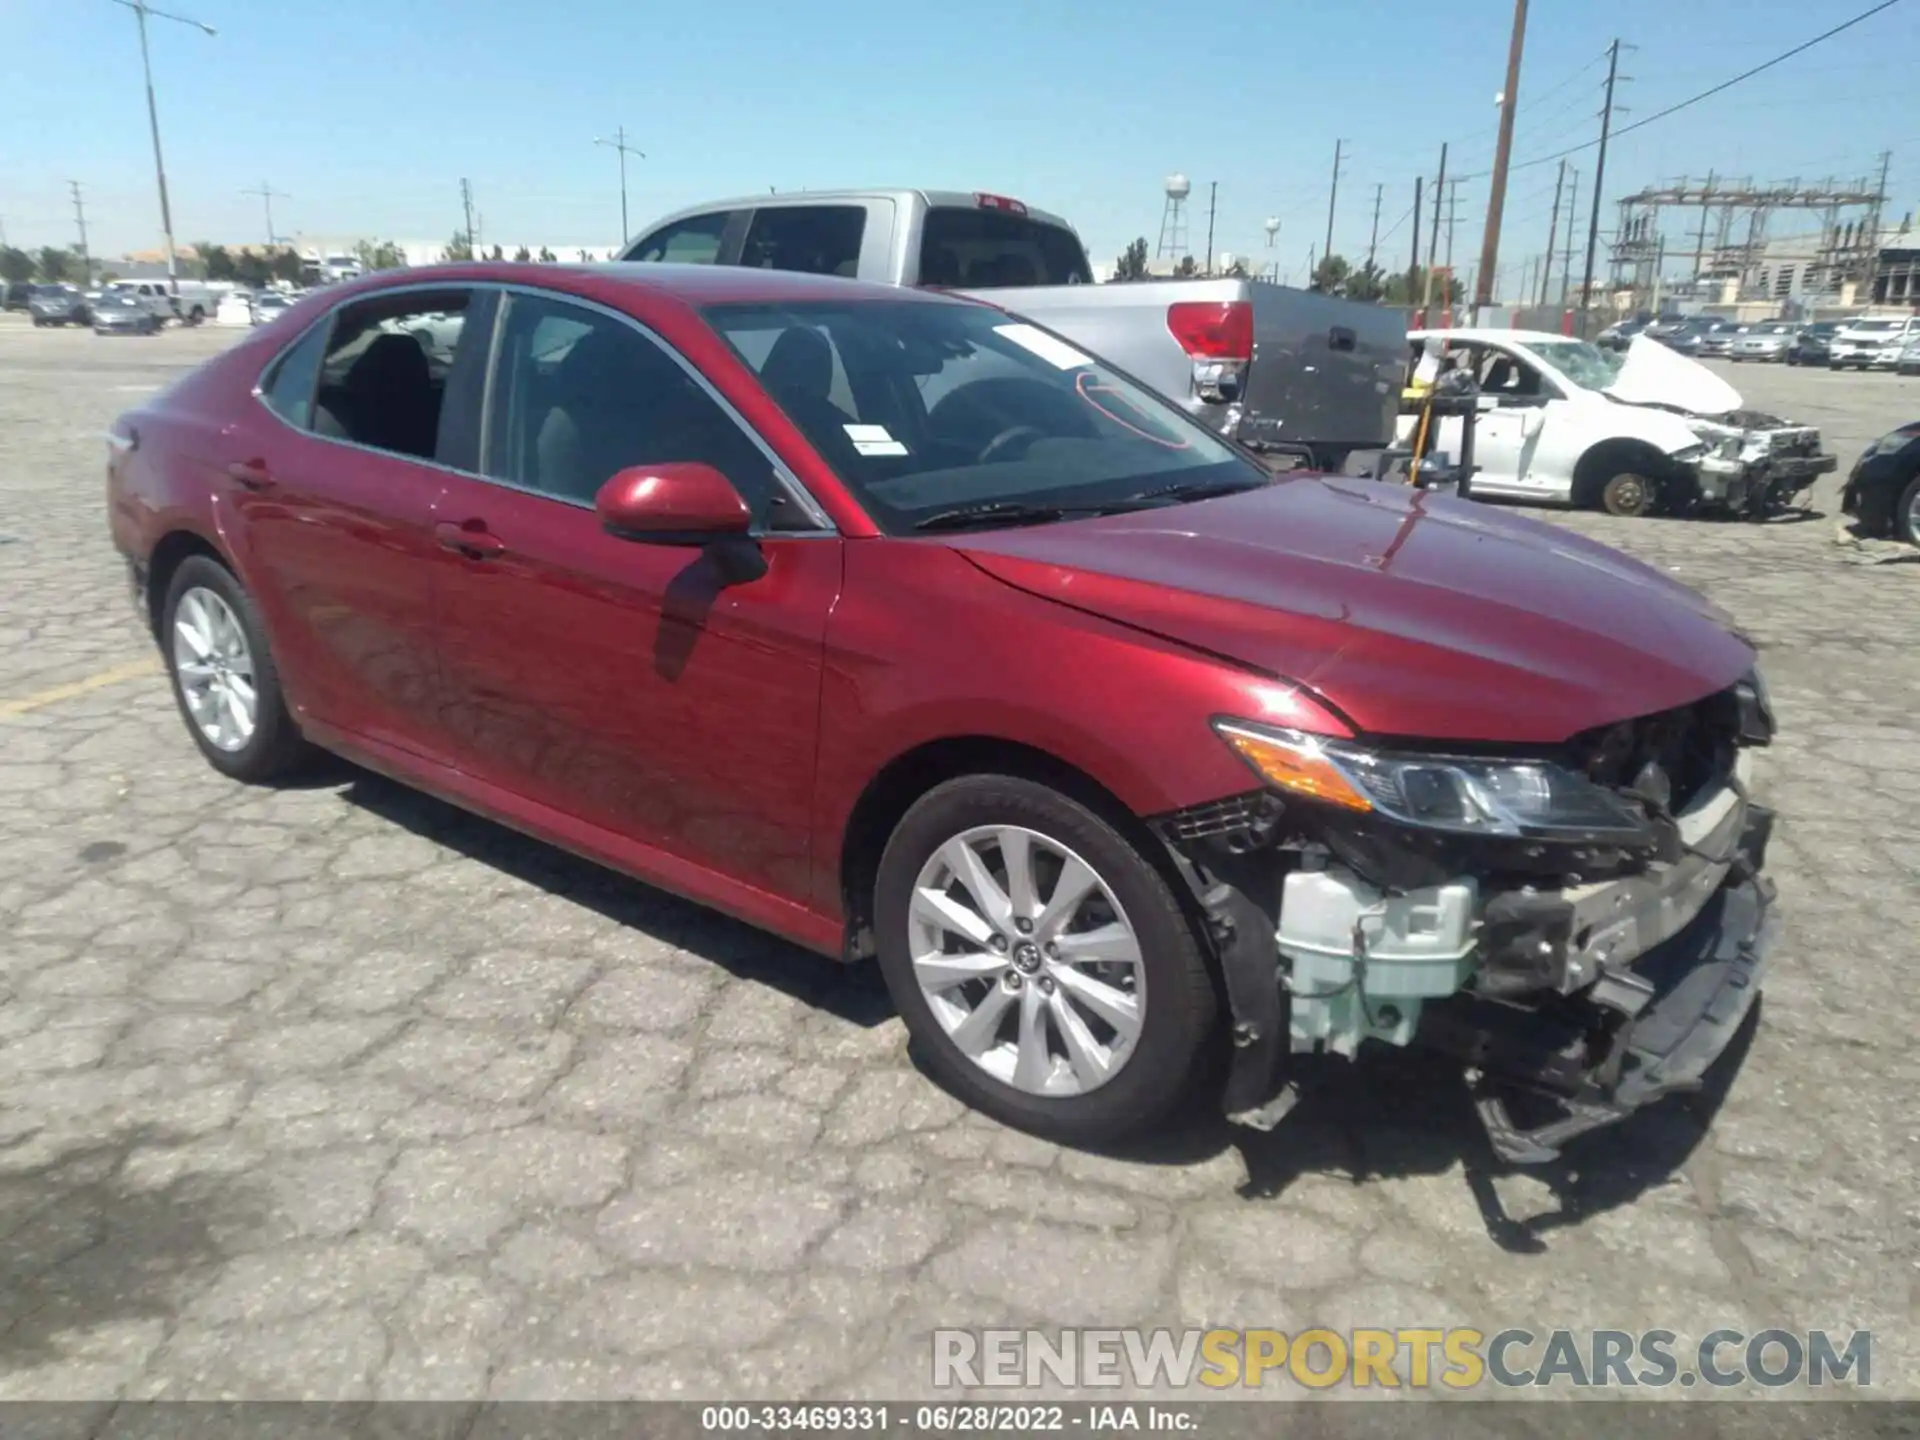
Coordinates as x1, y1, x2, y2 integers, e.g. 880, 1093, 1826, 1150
1605, 334, 1743, 416
951, 475, 1755, 744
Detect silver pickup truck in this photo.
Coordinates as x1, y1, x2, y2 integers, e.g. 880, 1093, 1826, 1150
617, 188, 1404, 470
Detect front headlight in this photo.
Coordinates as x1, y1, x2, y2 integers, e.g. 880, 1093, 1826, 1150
1212, 720, 1653, 843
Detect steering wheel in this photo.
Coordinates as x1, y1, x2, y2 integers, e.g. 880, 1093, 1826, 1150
979, 425, 1047, 465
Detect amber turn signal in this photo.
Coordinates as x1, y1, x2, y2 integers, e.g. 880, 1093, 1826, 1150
1216, 723, 1374, 812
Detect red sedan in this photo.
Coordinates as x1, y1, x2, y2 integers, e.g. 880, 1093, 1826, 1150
108, 262, 1777, 1158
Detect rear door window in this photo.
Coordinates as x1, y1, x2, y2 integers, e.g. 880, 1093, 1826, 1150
919, 207, 1092, 288
739, 205, 866, 278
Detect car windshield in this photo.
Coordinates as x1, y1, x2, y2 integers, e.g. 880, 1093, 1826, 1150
703, 298, 1264, 533
1805, 323, 1838, 336
1848, 319, 1904, 333
1752, 323, 1795, 334
1526, 339, 1624, 392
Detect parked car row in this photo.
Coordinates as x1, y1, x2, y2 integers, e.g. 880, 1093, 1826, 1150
1601, 312, 1920, 371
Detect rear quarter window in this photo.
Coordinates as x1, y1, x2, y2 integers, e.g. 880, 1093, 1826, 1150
919, 208, 1092, 288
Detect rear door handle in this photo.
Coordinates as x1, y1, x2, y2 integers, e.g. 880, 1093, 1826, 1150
434, 521, 506, 559
226, 459, 275, 491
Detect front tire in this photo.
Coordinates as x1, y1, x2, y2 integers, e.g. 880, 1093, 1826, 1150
161, 555, 310, 782
873, 775, 1217, 1144
1896, 475, 1920, 548
1599, 470, 1658, 517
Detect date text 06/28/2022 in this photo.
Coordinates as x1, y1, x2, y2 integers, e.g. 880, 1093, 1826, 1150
930, 1326, 1873, 1391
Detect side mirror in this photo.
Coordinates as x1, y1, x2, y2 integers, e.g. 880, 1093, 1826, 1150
595, 463, 753, 545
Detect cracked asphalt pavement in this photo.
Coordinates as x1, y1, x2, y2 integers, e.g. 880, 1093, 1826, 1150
0, 317, 1914, 1402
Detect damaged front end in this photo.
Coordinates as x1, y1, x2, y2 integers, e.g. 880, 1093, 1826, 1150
1153, 674, 1778, 1164
1681, 411, 1835, 519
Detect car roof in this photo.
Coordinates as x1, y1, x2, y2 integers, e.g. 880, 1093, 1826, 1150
634, 188, 1080, 238
342, 260, 984, 310
1407, 327, 1582, 347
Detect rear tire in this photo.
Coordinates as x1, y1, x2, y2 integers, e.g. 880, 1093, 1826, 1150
873, 774, 1217, 1145
161, 555, 311, 783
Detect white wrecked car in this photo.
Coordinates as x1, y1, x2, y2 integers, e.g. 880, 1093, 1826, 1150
1401, 329, 1836, 517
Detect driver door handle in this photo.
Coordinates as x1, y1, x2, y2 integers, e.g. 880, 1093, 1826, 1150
434, 520, 506, 559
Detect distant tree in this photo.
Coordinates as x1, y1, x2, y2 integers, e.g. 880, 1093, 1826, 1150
1310, 254, 1352, 293
355, 239, 407, 271
487, 244, 504, 262
1112, 237, 1150, 282
443, 230, 474, 263
100, 270, 119, 284
1344, 258, 1387, 302
577, 249, 592, 262
235, 251, 271, 289
537, 246, 557, 263
1382, 265, 1461, 306
0, 245, 33, 284
35, 247, 72, 283
199, 244, 237, 282
1173, 254, 1199, 277
512, 245, 532, 262
270, 247, 304, 283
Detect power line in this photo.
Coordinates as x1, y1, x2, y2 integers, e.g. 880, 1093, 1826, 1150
1497, 0, 1908, 178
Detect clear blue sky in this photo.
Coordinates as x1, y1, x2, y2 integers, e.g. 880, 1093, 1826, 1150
3, 0, 1917, 289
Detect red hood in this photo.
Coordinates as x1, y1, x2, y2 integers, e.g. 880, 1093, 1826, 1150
949, 474, 1755, 743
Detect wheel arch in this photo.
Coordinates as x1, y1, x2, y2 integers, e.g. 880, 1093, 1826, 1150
1571, 436, 1683, 510
836, 735, 1189, 963
144, 528, 233, 639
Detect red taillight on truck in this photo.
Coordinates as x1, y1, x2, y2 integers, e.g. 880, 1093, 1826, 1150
974, 192, 1029, 216
1166, 300, 1253, 361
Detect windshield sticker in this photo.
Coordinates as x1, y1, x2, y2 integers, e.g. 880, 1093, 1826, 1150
844, 423, 909, 458
993, 323, 1092, 371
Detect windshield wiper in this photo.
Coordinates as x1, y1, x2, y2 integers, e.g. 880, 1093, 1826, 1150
912, 501, 1124, 533
1124, 478, 1270, 505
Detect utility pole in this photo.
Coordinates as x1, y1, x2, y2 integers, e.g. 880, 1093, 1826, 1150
1423, 142, 1449, 311
1324, 141, 1344, 270
1863, 149, 1891, 303
1474, 0, 1530, 316
1205, 180, 1218, 274
1445, 180, 1462, 274
1410, 176, 1423, 296
1539, 159, 1567, 307
1579, 38, 1622, 319
112, 1, 215, 294
69, 181, 92, 287
241, 180, 289, 247
594, 126, 646, 245
1367, 182, 1384, 270
460, 178, 476, 257
1693, 170, 1716, 283
1560, 167, 1580, 308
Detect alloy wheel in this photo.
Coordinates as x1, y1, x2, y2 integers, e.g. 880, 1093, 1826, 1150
908, 824, 1145, 1097
172, 585, 258, 752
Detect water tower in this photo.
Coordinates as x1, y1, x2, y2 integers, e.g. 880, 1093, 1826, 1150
1264, 217, 1282, 248
1157, 174, 1191, 260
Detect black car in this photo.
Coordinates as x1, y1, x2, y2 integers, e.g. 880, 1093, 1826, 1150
1785, 321, 1839, 367
2, 281, 37, 311
28, 284, 90, 326
1842, 422, 1920, 546
1597, 315, 1654, 351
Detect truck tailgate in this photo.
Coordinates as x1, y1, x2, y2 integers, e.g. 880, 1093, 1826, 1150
961, 279, 1402, 467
